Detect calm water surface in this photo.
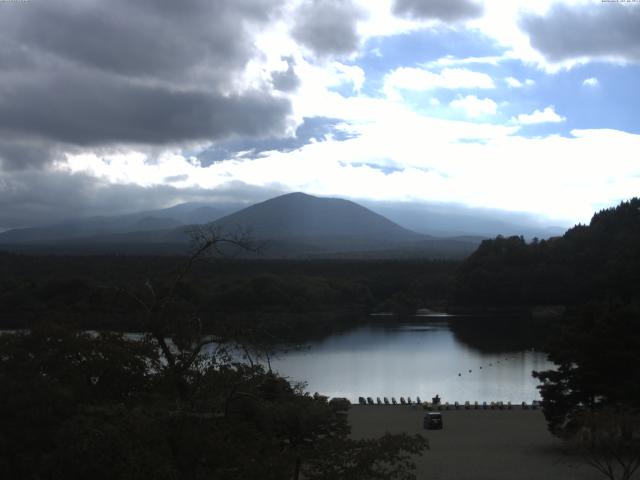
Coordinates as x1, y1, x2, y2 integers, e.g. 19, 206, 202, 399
2, 321, 551, 403
269, 321, 553, 403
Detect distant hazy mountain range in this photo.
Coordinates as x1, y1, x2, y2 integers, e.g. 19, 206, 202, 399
0, 203, 226, 244
0, 192, 562, 258
362, 201, 566, 240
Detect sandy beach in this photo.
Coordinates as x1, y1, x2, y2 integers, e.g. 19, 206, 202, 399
349, 405, 602, 480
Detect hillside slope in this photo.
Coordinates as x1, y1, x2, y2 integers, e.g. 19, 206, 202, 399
452, 198, 640, 305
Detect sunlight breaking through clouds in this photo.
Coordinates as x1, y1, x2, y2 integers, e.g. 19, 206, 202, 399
59, 117, 640, 225
0, 0, 638, 229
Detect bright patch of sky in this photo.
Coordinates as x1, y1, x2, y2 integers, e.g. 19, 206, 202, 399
357, 27, 503, 93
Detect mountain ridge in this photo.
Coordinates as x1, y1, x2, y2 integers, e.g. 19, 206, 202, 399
0, 192, 481, 258
0, 203, 230, 244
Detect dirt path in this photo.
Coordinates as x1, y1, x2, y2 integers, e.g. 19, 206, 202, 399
349, 406, 602, 480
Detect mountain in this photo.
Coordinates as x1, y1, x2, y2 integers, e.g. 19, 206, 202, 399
0, 192, 482, 258
0, 203, 229, 244
183, 193, 484, 257
212, 192, 421, 240
148, 203, 231, 225
362, 200, 567, 239
182, 192, 447, 255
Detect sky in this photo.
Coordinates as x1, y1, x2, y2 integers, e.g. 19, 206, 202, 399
0, 0, 639, 231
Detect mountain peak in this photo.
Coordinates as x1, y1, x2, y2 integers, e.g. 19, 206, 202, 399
268, 192, 321, 203
282, 191, 314, 198
213, 192, 419, 241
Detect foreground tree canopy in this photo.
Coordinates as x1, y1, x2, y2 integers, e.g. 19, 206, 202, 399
533, 303, 640, 480
534, 303, 640, 435
0, 227, 428, 479
0, 323, 428, 480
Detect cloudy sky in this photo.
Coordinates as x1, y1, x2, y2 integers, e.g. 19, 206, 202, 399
1, 0, 639, 230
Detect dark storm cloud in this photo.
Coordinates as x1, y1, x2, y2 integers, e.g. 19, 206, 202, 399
0, 0, 292, 169
272, 57, 301, 92
392, 0, 483, 22
291, 0, 366, 57
521, 3, 640, 63
3, 0, 279, 80
0, 171, 143, 230
0, 138, 65, 171
0, 71, 291, 146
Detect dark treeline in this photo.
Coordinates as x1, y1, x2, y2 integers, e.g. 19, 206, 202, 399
452, 198, 640, 307
0, 254, 457, 341
4, 198, 640, 346
448, 316, 551, 353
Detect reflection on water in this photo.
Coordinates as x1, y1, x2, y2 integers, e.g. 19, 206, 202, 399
1, 321, 552, 403
269, 321, 553, 403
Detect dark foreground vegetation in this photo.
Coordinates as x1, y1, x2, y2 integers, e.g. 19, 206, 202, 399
0, 229, 429, 479
0, 324, 427, 479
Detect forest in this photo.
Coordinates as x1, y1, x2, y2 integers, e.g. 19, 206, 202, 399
0, 253, 456, 337
452, 198, 640, 307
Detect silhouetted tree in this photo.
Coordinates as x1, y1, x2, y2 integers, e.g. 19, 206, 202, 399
571, 407, 640, 480
533, 303, 640, 480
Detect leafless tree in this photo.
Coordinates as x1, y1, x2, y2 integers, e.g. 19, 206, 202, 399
119, 224, 259, 397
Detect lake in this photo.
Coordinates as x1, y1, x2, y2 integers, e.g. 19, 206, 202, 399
1, 318, 552, 404
267, 320, 553, 404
